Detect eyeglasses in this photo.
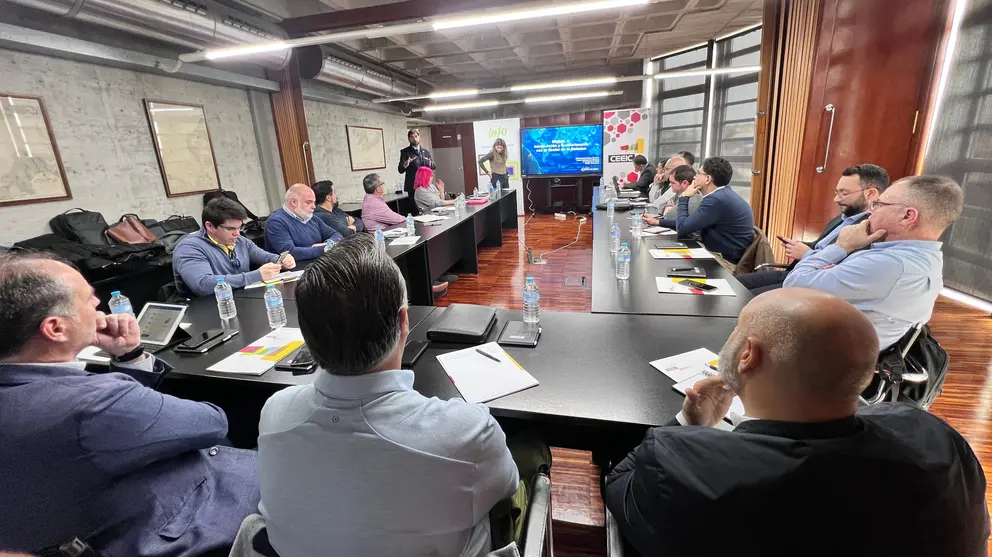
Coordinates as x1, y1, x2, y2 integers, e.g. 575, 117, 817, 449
216, 224, 244, 233
869, 200, 909, 212
834, 187, 869, 199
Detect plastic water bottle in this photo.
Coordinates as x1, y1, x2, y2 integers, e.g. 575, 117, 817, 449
406, 213, 416, 236
264, 284, 288, 329
607, 197, 615, 219
489, 182, 497, 199
214, 278, 237, 324
610, 222, 621, 253
522, 277, 540, 324
631, 213, 643, 238
601, 182, 609, 202
108, 291, 134, 316
324, 242, 333, 253
374, 226, 386, 251
616, 242, 631, 280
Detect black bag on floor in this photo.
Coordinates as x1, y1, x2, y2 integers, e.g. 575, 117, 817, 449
159, 215, 200, 235
874, 324, 949, 409
13, 234, 168, 282
49, 208, 110, 245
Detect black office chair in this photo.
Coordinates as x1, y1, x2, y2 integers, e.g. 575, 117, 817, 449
605, 507, 625, 557
228, 468, 554, 557
863, 323, 949, 409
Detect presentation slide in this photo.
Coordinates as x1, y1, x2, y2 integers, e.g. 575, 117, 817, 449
520, 125, 603, 176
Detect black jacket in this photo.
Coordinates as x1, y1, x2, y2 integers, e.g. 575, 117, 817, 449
632, 164, 656, 198
605, 403, 989, 557
313, 205, 363, 238
398, 144, 436, 194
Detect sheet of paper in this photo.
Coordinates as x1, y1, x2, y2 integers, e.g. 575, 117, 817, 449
432, 206, 456, 212
413, 214, 446, 223
245, 270, 306, 289
648, 248, 714, 259
390, 236, 421, 246
672, 372, 745, 417
655, 277, 737, 297
76, 345, 111, 364
649, 348, 720, 382
642, 226, 674, 234
383, 228, 408, 238
436, 342, 539, 404
207, 327, 304, 375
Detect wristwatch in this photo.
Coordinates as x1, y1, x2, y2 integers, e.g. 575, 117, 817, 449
111, 346, 145, 364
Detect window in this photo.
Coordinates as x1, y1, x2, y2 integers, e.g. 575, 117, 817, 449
921, 0, 992, 301
652, 27, 762, 203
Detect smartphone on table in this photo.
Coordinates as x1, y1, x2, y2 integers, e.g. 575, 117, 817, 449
402, 340, 429, 368
178, 329, 225, 350
678, 279, 718, 292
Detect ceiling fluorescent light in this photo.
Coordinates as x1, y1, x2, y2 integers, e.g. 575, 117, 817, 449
427, 89, 480, 100
510, 76, 617, 92
433, 0, 648, 31
423, 100, 501, 112
203, 41, 290, 61
525, 91, 619, 104
653, 65, 761, 79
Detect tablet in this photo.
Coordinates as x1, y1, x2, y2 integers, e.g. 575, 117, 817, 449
136, 303, 188, 347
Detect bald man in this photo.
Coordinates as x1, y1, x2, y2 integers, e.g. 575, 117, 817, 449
647, 155, 686, 208
605, 288, 989, 557
264, 183, 344, 263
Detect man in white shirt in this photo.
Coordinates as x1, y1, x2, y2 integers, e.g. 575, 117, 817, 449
258, 234, 532, 557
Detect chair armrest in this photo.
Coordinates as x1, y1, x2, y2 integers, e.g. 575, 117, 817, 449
605, 507, 625, 557
754, 263, 791, 272
521, 471, 552, 557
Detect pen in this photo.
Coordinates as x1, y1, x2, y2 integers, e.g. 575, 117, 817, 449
476, 348, 501, 363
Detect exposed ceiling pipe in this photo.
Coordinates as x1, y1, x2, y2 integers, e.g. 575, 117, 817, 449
4, 0, 293, 68
298, 47, 418, 98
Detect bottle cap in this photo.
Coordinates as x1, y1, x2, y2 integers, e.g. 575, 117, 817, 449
266, 284, 275, 289
111, 291, 121, 296
621, 242, 628, 246
217, 277, 225, 283
526, 276, 534, 281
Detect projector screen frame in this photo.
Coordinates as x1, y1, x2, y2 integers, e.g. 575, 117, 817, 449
519, 123, 605, 178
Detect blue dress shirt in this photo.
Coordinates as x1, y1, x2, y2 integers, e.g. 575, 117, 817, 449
803, 211, 869, 257
784, 241, 944, 349
258, 368, 519, 557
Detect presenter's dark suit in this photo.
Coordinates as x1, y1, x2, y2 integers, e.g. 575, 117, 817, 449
605, 403, 990, 557
398, 144, 436, 195
0, 358, 259, 557
737, 213, 867, 294
631, 164, 656, 198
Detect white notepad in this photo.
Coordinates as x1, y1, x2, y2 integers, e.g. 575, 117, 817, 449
651, 348, 744, 418
207, 327, 304, 376
390, 236, 421, 246
245, 270, 305, 289
413, 214, 447, 223
656, 277, 736, 296
436, 342, 539, 404
648, 248, 714, 259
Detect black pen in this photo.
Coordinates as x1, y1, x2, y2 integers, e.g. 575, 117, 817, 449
476, 348, 501, 363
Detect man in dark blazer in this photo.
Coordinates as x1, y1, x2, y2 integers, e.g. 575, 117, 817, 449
605, 288, 990, 557
398, 128, 436, 196
737, 163, 889, 294
624, 155, 656, 198
0, 253, 258, 557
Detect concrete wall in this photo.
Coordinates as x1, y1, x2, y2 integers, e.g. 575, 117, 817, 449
305, 99, 431, 203
0, 48, 272, 245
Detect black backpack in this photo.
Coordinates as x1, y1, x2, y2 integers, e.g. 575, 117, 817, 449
874, 324, 949, 410
49, 208, 110, 245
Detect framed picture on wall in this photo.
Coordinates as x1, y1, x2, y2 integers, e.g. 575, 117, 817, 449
346, 125, 386, 171
144, 99, 221, 197
0, 93, 72, 207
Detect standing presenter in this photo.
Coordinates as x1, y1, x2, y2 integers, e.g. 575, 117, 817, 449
478, 138, 510, 191
398, 129, 436, 196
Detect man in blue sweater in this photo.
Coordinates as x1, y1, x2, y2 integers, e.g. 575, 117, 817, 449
659, 156, 754, 263
173, 198, 297, 297
265, 183, 343, 262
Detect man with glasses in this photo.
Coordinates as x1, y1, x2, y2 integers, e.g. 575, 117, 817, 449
362, 172, 408, 231
265, 183, 344, 264
173, 197, 296, 297
657, 156, 754, 264
784, 175, 963, 350
398, 129, 436, 196
738, 164, 889, 294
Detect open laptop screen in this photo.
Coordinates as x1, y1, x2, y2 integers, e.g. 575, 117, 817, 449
136, 303, 187, 346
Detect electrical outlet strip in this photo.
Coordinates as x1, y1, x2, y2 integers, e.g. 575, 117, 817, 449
554, 213, 567, 221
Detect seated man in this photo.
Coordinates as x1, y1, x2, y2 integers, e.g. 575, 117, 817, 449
173, 197, 296, 296
622, 155, 655, 198
658, 156, 754, 263
264, 183, 343, 263
738, 163, 889, 294
361, 172, 407, 231
258, 235, 537, 557
646, 155, 688, 210
0, 253, 259, 557
312, 179, 364, 238
642, 165, 701, 225
605, 288, 989, 556
784, 175, 961, 350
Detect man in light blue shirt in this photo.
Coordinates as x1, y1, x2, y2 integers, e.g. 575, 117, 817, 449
784, 175, 963, 349
257, 235, 522, 557
738, 163, 889, 294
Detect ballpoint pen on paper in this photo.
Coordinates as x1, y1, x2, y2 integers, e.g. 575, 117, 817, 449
475, 348, 501, 363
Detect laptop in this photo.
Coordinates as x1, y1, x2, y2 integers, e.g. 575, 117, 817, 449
613, 176, 642, 199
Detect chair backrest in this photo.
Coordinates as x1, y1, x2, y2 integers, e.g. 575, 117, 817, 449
229, 514, 279, 557
733, 227, 776, 275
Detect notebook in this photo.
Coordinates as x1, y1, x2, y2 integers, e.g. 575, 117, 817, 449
650, 348, 745, 417
426, 304, 497, 343
436, 342, 539, 403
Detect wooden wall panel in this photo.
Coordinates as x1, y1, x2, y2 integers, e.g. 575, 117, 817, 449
763, 0, 822, 262
748, 0, 783, 225
268, 55, 313, 189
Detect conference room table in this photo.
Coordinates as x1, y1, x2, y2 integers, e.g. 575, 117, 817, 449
590, 194, 752, 317
337, 191, 409, 214
236, 189, 518, 305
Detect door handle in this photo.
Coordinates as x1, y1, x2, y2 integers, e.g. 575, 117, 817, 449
302, 141, 312, 185
815, 104, 835, 174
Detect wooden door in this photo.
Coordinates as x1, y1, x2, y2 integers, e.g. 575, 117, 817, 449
792, 0, 948, 240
